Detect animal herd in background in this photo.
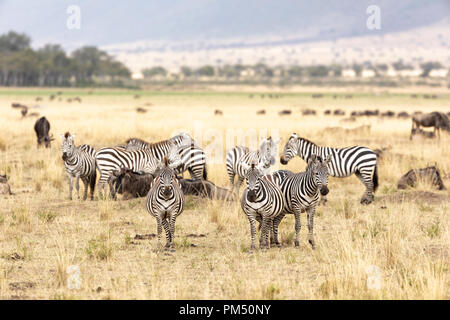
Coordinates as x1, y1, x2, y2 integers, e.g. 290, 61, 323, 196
2, 101, 449, 251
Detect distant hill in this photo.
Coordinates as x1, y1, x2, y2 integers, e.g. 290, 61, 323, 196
0, 0, 449, 71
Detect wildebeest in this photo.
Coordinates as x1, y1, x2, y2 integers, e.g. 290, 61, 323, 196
324, 110, 331, 115
381, 111, 395, 117
397, 111, 410, 119
136, 107, 147, 113
312, 94, 323, 99
35, 97, 43, 102
256, 109, 266, 115
0, 174, 12, 195
73, 97, 82, 103
302, 109, 316, 116
111, 168, 154, 200
411, 112, 450, 139
333, 109, 345, 116
178, 178, 236, 201
278, 110, 291, 116
11, 103, 28, 117
34, 116, 54, 148
214, 109, 223, 116
397, 166, 445, 190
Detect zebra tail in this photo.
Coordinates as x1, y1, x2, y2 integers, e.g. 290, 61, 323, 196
373, 164, 379, 192
203, 163, 207, 180
90, 169, 97, 192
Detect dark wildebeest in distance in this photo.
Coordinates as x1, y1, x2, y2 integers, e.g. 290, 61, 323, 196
0, 174, 12, 195
11, 103, 28, 117
333, 109, 345, 116
278, 110, 292, 116
214, 109, 223, 116
256, 109, 266, 115
410, 112, 450, 139
397, 166, 445, 190
34, 116, 54, 148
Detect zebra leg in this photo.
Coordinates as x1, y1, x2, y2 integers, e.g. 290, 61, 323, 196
67, 173, 73, 200
293, 208, 302, 247
272, 213, 285, 248
161, 218, 171, 250
248, 215, 257, 252
169, 215, 177, 252
75, 174, 81, 199
356, 172, 374, 204
307, 206, 316, 250
81, 177, 89, 201
261, 216, 270, 249
156, 215, 163, 250
108, 176, 117, 200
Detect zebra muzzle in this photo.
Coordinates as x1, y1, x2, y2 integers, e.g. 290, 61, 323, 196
247, 190, 257, 202
280, 156, 288, 165
62, 153, 68, 161
320, 186, 329, 196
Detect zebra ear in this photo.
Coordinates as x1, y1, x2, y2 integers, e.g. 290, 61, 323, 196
308, 154, 317, 165
324, 154, 332, 164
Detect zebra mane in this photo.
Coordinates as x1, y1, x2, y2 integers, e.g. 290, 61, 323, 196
64, 132, 71, 138
297, 136, 317, 147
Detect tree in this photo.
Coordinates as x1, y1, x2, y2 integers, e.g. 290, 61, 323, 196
180, 66, 192, 77
196, 65, 215, 77
0, 31, 31, 52
142, 66, 167, 78
420, 61, 443, 77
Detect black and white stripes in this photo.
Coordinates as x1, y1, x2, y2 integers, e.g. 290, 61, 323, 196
226, 137, 279, 192
61, 132, 97, 200
126, 133, 207, 180
146, 157, 185, 251
280, 133, 378, 204
272, 154, 331, 249
240, 162, 284, 250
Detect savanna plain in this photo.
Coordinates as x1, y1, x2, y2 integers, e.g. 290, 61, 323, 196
0, 87, 449, 299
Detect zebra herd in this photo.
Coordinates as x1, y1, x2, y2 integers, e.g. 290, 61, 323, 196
59, 131, 379, 251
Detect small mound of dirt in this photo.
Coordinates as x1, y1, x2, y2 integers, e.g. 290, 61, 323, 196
9, 281, 35, 291
379, 191, 450, 205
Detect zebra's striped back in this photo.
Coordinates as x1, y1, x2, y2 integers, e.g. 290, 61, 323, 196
126, 133, 207, 180
280, 133, 378, 204
61, 133, 96, 178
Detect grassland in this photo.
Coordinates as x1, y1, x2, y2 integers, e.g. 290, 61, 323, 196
0, 87, 449, 299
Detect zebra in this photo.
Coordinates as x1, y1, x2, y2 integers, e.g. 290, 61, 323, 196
60, 132, 97, 200
280, 133, 378, 204
240, 162, 284, 251
272, 154, 331, 249
126, 132, 207, 180
95, 142, 183, 199
226, 136, 279, 193
146, 157, 185, 251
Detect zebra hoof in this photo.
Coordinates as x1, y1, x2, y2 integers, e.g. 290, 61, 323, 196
360, 198, 373, 205
294, 240, 299, 247
308, 239, 316, 250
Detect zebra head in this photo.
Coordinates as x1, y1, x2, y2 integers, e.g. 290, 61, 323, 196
308, 154, 331, 196
280, 133, 299, 165
243, 162, 265, 202
259, 136, 280, 169
157, 157, 177, 200
60, 132, 76, 161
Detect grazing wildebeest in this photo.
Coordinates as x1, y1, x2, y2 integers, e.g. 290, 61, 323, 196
214, 109, 223, 116
34, 116, 54, 148
136, 107, 147, 113
278, 110, 291, 116
397, 166, 445, 190
178, 178, 236, 201
397, 111, 410, 119
49, 95, 55, 101
111, 168, 155, 200
381, 111, 395, 117
73, 97, 82, 103
11, 103, 28, 117
410, 112, 450, 139
35, 97, 43, 102
312, 94, 323, 99
324, 110, 331, 115
0, 174, 12, 195
256, 109, 266, 115
333, 109, 345, 116
302, 109, 316, 116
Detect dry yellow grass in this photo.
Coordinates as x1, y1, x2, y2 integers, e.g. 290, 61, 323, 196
0, 88, 449, 299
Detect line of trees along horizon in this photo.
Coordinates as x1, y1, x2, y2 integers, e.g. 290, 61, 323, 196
0, 31, 131, 87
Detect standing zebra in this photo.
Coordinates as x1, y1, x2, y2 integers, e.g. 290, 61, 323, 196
240, 162, 284, 251
280, 133, 378, 204
95, 143, 182, 199
60, 132, 97, 200
226, 137, 279, 193
146, 157, 185, 251
126, 133, 207, 180
272, 154, 331, 249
